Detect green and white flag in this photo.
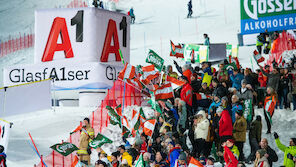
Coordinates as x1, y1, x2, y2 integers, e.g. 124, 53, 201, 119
122, 126, 131, 138
106, 106, 121, 126
89, 133, 113, 149
50, 142, 78, 156
139, 107, 146, 120
148, 93, 162, 114
244, 99, 253, 122
135, 154, 145, 167
223, 62, 238, 71
146, 50, 164, 71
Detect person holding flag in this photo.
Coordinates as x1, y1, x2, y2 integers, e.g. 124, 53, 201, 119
174, 152, 187, 167
264, 87, 277, 134
77, 117, 95, 165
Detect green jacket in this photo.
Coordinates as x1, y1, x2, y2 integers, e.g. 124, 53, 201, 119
249, 120, 262, 143
275, 138, 296, 167
233, 116, 247, 142
231, 145, 240, 159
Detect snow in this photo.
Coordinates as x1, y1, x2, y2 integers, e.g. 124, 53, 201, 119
0, 0, 295, 166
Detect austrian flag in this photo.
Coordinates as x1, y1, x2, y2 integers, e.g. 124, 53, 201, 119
118, 63, 136, 80
188, 157, 204, 167
141, 65, 159, 85
143, 119, 156, 136
155, 83, 174, 100
253, 50, 265, 63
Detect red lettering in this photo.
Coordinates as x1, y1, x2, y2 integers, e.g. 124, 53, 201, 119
42, 17, 74, 62
101, 19, 121, 62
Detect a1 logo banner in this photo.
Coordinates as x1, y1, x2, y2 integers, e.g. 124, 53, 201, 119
50, 142, 78, 156
0, 120, 11, 153
146, 50, 164, 71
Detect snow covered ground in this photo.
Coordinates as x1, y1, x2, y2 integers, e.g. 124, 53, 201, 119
0, 0, 295, 166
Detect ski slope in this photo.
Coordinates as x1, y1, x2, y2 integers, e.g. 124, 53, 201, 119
0, 0, 293, 166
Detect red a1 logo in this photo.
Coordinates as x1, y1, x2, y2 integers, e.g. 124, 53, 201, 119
41, 10, 128, 63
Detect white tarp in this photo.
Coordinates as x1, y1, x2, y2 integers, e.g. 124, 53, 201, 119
0, 119, 11, 153
0, 80, 51, 117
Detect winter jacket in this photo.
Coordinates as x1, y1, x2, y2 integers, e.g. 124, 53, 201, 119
204, 37, 210, 46
199, 87, 212, 95
258, 72, 267, 87
181, 83, 193, 107
231, 103, 243, 123
261, 69, 281, 91
212, 84, 228, 98
168, 147, 181, 167
275, 138, 296, 167
78, 125, 94, 164
155, 160, 169, 167
237, 88, 253, 101
208, 101, 221, 116
258, 146, 278, 167
219, 109, 233, 137
202, 67, 213, 87
191, 79, 202, 93
0, 153, 6, 167
194, 110, 210, 140
255, 157, 270, 167
230, 73, 244, 90
244, 74, 255, 88
233, 116, 247, 142
278, 74, 291, 91
224, 146, 239, 167
122, 151, 133, 166
249, 120, 262, 143
177, 101, 187, 131
183, 69, 192, 84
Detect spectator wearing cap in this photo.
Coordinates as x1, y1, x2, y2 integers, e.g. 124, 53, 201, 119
233, 110, 247, 161
231, 95, 243, 124
180, 75, 193, 117
212, 78, 228, 99
230, 69, 244, 90
274, 132, 296, 167
217, 106, 233, 142
246, 116, 262, 163
174, 152, 187, 167
118, 145, 133, 166
254, 149, 270, 167
167, 141, 181, 167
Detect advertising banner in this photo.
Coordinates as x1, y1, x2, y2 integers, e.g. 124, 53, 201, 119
183, 44, 209, 63
3, 62, 123, 90
241, 0, 296, 34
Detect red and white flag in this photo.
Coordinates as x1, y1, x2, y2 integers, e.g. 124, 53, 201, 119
154, 83, 174, 100
253, 50, 265, 63
126, 78, 144, 90
141, 65, 160, 85
122, 116, 130, 130
165, 74, 185, 86
188, 157, 204, 167
195, 93, 211, 100
118, 63, 136, 80
143, 119, 156, 136
170, 40, 184, 58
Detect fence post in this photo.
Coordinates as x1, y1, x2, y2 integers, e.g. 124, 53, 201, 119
52, 150, 55, 167
62, 140, 65, 167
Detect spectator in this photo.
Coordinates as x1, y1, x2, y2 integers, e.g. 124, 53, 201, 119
274, 132, 296, 167
260, 66, 281, 92
212, 78, 228, 98
247, 115, 262, 163
193, 110, 209, 158
230, 69, 244, 90
258, 138, 278, 167
264, 87, 277, 134
111, 151, 120, 167
204, 34, 210, 46
167, 141, 181, 167
233, 110, 247, 161
154, 151, 168, 167
222, 139, 239, 167
118, 145, 133, 166
174, 152, 187, 167
0, 146, 6, 167
217, 107, 233, 142
231, 95, 243, 124
254, 149, 270, 167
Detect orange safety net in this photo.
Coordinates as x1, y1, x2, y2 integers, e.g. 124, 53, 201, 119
36, 80, 144, 167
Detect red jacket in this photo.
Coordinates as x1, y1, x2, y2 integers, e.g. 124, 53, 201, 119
224, 146, 238, 167
140, 141, 147, 153
258, 72, 267, 87
219, 109, 233, 137
183, 69, 192, 84
181, 83, 193, 106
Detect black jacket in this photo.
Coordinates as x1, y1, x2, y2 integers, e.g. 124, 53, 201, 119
212, 84, 228, 98
259, 145, 278, 167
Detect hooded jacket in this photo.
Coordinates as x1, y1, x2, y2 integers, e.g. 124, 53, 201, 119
219, 109, 233, 137
168, 147, 181, 167
194, 110, 210, 140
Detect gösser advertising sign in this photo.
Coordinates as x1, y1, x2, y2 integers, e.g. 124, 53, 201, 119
4, 8, 130, 90
241, 0, 296, 34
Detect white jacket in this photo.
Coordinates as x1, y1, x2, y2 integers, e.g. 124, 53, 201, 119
256, 157, 270, 167
194, 110, 209, 140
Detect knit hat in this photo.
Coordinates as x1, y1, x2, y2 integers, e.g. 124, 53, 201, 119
257, 149, 267, 157
178, 152, 187, 160
221, 96, 228, 102
241, 79, 247, 85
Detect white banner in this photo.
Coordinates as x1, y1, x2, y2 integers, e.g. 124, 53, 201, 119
0, 120, 11, 153
1, 80, 51, 117
4, 62, 123, 90
35, 8, 130, 64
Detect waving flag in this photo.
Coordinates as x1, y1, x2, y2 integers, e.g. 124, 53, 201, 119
188, 157, 204, 167
89, 133, 113, 149
141, 65, 160, 85
118, 63, 136, 80
126, 78, 144, 90
264, 95, 276, 124
154, 83, 174, 100
165, 74, 185, 86
143, 119, 156, 136
253, 50, 265, 63
195, 93, 211, 100
170, 40, 184, 58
